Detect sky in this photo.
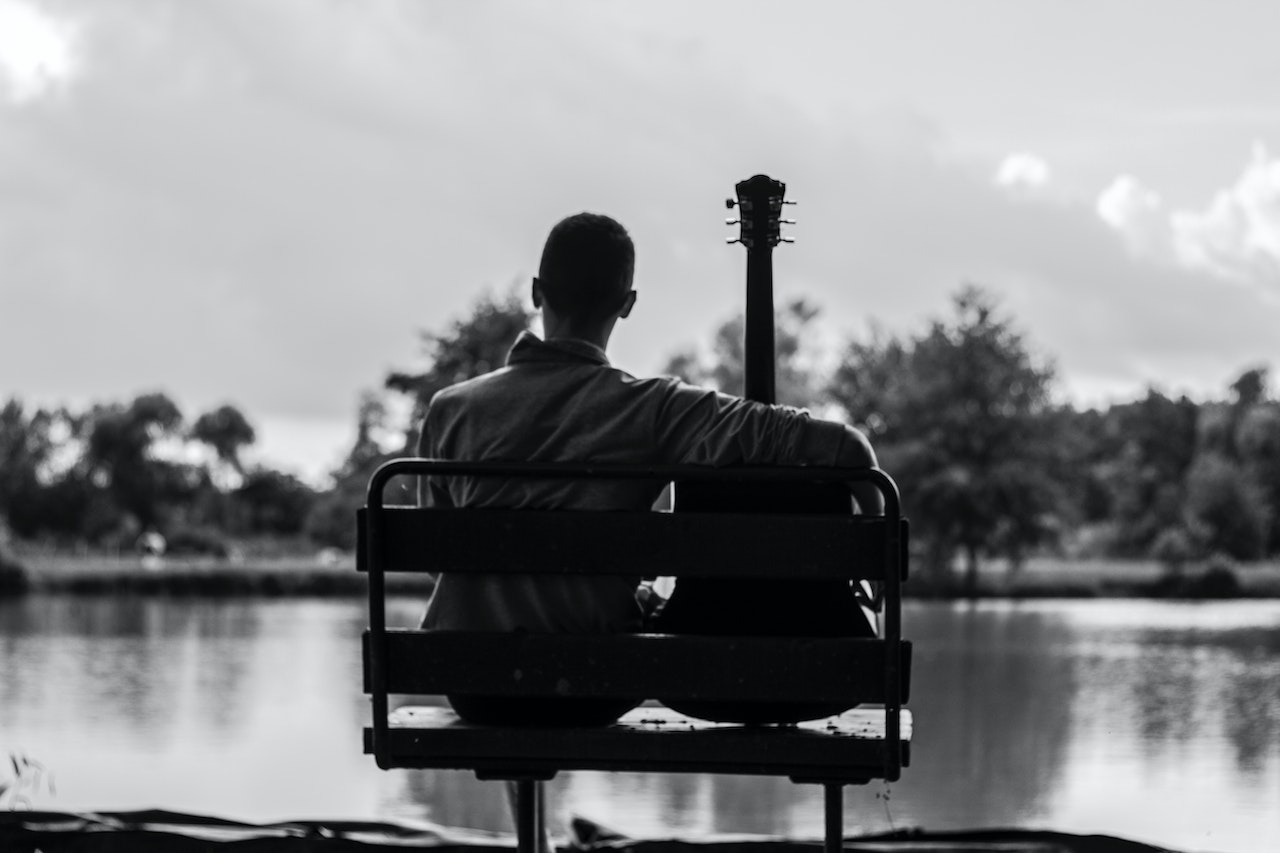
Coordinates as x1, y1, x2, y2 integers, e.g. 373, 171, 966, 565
2, 0, 1278, 484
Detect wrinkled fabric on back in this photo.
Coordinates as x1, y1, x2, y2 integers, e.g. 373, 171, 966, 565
419, 331, 849, 634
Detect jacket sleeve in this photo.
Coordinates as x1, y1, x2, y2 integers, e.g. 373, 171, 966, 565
415, 400, 454, 509
650, 379, 848, 467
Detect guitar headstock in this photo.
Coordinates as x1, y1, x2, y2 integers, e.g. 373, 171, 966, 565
726, 174, 795, 250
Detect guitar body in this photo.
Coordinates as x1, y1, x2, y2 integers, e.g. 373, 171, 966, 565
653, 176, 875, 724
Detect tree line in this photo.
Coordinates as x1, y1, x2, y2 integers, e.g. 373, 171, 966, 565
3, 285, 1278, 583
0, 395, 315, 556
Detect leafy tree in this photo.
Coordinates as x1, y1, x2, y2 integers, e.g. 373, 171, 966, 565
827, 285, 1061, 590
1043, 405, 1114, 532
660, 298, 826, 408
1, 400, 102, 541
1231, 366, 1269, 410
385, 289, 534, 435
1099, 390, 1200, 557
231, 468, 316, 535
84, 392, 189, 532
191, 404, 256, 475
309, 290, 535, 550
306, 390, 407, 550
1236, 403, 1280, 553
1183, 453, 1270, 560
0, 400, 49, 525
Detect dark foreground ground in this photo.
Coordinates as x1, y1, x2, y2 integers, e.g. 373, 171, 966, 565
0, 810, 1188, 853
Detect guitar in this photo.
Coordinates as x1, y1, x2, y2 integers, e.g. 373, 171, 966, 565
653, 174, 876, 724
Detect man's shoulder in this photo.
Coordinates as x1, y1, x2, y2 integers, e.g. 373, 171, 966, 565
430, 367, 516, 403
427, 364, 699, 427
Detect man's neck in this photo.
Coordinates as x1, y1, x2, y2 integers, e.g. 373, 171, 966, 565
541, 316, 615, 352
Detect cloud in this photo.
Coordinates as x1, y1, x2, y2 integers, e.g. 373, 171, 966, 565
994, 153, 1051, 190
0, 0, 81, 103
1171, 143, 1280, 280
1096, 174, 1166, 257
1096, 144, 1280, 285
3, 0, 1280, 481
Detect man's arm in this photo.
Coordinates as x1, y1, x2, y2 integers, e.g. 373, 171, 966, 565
795, 419, 884, 515
652, 381, 885, 514
415, 414, 453, 509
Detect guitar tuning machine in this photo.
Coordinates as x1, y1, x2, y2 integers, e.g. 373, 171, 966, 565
725, 199, 737, 209
779, 237, 795, 243
779, 218, 796, 225
725, 218, 741, 226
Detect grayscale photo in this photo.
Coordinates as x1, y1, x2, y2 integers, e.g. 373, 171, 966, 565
1, 3, 1277, 853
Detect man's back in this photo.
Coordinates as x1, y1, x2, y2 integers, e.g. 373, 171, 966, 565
420, 330, 858, 634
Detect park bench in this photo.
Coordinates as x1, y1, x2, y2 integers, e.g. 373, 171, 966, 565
359, 459, 912, 853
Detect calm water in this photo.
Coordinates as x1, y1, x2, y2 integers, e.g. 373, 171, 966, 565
2, 594, 1278, 853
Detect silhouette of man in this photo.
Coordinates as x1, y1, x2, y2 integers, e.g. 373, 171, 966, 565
417, 212, 881, 726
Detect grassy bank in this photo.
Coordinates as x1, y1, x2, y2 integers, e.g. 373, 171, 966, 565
907, 555, 1280, 599
5, 552, 433, 596
3, 550, 1280, 599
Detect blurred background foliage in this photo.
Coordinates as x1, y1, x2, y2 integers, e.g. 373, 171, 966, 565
2, 285, 1278, 590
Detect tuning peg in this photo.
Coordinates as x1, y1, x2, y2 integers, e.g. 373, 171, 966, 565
725, 199, 737, 209
783, 199, 797, 205
725, 218, 741, 225
725, 237, 741, 244
779, 219, 796, 225
780, 237, 795, 243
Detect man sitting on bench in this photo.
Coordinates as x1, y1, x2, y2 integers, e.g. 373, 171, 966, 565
416, 212, 882, 727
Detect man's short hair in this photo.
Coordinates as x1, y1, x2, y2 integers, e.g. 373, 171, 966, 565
537, 213, 634, 319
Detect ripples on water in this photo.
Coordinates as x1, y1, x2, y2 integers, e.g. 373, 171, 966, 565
1, 595, 1277, 852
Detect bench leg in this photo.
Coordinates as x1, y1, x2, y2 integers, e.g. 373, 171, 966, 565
824, 783, 843, 853
510, 779, 550, 853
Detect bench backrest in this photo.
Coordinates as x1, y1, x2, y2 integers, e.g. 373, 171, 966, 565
360, 459, 909, 780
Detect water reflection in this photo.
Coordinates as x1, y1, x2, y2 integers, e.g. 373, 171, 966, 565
2, 596, 1278, 852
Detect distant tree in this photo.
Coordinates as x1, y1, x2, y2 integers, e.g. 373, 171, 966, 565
660, 298, 826, 408
338, 392, 394, 482
231, 468, 315, 535
1183, 453, 1270, 560
0, 400, 47, 523
310, 291, 534, 550
306, 388, 418, 550
84, 392, 189, 532
1236, 403, 1280, 554
1230, 366, 1269, 410
385, 289, 534, 437
827, 285, 1061, 590
304, 289, 535, 549
1044, 405, 1114, 533
191, 404, 256, 475
1099, 390, 1200, 557
0, 400, 109, 541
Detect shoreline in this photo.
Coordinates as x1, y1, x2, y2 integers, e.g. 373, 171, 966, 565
3, 552, 1280, 599
1, 552, 432, 597
0, 809, 1205, 853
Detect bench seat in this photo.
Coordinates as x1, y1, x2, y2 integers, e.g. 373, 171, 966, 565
367, 705, 912, 782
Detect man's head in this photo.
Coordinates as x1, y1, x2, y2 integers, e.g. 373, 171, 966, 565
533, 213, 636, 326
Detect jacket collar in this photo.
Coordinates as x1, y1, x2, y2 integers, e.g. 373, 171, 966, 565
506, 330, 610, 367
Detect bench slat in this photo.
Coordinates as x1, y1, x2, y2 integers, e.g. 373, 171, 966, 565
365, 706, 911, 780
358, 508, 906, 581
364, 631, 911, 705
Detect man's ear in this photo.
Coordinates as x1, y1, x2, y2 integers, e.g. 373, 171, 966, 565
531, 277, 544, 309
618, 289, 637, 319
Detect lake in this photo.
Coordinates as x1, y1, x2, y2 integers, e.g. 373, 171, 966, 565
2, 594, 1278, 853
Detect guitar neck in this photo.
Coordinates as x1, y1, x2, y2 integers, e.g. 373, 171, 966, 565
743, 246, 776, 404
731, 173, 788, 405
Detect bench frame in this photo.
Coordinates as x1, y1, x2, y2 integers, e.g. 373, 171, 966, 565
361, 459, 910, 853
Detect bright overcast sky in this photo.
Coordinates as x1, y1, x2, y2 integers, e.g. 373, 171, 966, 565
2, 0, 1278, 483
